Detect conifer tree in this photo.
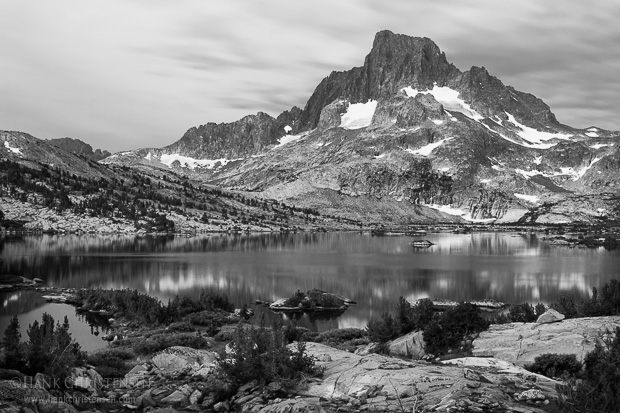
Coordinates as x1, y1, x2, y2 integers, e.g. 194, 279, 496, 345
1, 315, 23, 370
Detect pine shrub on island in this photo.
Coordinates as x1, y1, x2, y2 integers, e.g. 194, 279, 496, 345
74, 287, 236, 327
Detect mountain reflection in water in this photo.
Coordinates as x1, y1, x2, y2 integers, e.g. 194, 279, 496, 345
1, 232, 619, 351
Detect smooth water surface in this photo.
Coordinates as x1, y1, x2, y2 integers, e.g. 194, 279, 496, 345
1, 232, 618, 351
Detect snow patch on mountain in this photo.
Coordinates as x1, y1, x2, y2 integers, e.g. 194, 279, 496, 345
273, 131, 309, 149
514, 193, 539, 204
340, 100, 378, 129
515, 168, 539, 179
585, 131, 599, 138
4, 140, 22, 156
566, 157, 602, 181
160, 154, 240, 169
144, 152, 153, 161
403, 84, 483, 120
505, 113, 572, 146
284, 125, 292, 133
406, 137, 454, 157
590, 143, 613, 149
479, 120, 555, 149
425, 203, 496, 223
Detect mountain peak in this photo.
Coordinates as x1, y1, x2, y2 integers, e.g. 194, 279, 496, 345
365, 30, 459, 95
298, 31, 459, 130
370, 30, 437, 53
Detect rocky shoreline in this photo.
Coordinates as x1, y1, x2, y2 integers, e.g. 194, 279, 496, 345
4, 195, 620, 238
2, 277, 619, 412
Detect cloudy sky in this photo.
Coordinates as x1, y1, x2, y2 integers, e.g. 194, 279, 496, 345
1, 1, 618, 152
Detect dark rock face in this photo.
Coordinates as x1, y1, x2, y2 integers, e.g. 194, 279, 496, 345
165, 107, 303, 159
449, 66, 560, 128
317, 100, 348, 130
373, 93, 445, 128
48, 137, 111, 161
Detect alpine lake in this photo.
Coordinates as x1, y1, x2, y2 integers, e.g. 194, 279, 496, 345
1, 230, 619, 352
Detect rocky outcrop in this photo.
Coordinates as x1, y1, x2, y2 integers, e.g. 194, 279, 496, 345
165, 108, 302, 159
373, 93, 445, 128
0, 274, 39, 291
1, 196, 138, 234
387, 331, 426, 358
536, 309, 565, 324
269, 289, 354, 313
69, 366, 104, 394
257, 343, 558, 412
472, 316, 620, 366
317, 100, 348, 130
150, 346, 217, 374
48, 137, 110, 161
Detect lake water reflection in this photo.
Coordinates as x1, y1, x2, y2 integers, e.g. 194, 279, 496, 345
1, 232, 619, 351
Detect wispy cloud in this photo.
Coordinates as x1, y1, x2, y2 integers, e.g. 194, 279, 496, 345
0, 0, 618, 152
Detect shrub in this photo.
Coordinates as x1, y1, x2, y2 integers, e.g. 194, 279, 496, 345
366, 312, 400, 344
75, 288, 237, 327
397, 297, 436, 335
508, 303, 537, 322
524, 353, 582, 378
88, 348, 135, 378
309, 328, 369, 351
1, 315, 24, 370
168, 321, 196, 332
217, 320, 324, 392
548, 279, 620, 320
423, 303, 489, 355
283, 322, 310, 343
551, 294, 579, 319
3, 313, 86, 385
557, 327, 620, 412
535, 303, 547, 317
186, 310, 236, 335
282, 290, 305, 307
132, 332, 209, 355
313, 328, 367, 343
599, 280, 620, 315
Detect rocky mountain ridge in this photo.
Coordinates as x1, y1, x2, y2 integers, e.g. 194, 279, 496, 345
48, 137, 111, 161
100, 30, 620, 225
3, 30, 620, 226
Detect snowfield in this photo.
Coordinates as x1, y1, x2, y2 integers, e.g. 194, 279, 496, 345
406, 137, 454, 156
272, 131, 310, 149
4, 140, 22, 156
425, 203, 496, 223
340, 100, 378, 129
403, 84, 483, 120
514, 193, 540, 204
505, 113, 572, 146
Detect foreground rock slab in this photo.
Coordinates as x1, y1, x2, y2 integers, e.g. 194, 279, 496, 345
472, 316, 620, 366
259, 343, 558, 412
